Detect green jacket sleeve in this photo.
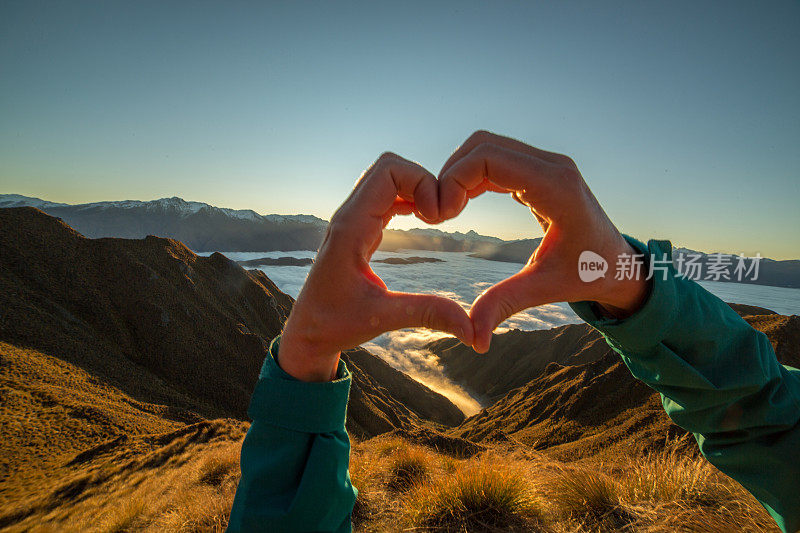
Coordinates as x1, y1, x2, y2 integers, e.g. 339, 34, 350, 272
228, 336, 356, 532
570, 237, 800, 533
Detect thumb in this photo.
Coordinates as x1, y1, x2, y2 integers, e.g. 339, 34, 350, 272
380, 291, 474, 346
469, 271, 538, 353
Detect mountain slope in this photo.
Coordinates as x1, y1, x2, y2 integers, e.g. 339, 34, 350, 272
468, 237, 542, 263
0, 341, 230, 523
0, 207, 463, 433
438, 307, 800, 459
0, 207, 293, 418
0, 207, 469, 529
428, 323, 610, 404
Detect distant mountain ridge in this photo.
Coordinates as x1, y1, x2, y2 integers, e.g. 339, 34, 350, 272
4, 194, 797, 287
0, 194, 503, 253
0, 193, 327, 225
469, 238, 800, 289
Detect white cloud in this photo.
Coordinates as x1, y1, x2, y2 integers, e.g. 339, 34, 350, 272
209, 250, 582, 414
206, 249, 800, 414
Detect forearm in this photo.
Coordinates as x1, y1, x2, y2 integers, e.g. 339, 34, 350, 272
571, 237, 800, 533
228, 337, 356, 533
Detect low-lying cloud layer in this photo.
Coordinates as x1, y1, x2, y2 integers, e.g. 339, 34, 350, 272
212, 250, 581, 414
209, 249, 800, 415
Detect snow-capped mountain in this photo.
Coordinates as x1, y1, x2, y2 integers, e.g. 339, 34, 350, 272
0, 195, 327, 226
0, 194, 508, 254
0, 194, 69, 210
0, 194, 329, 252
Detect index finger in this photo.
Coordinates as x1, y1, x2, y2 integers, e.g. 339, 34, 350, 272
440, 130, 574, 177
438, 142, 560, 219
329, 153, 439, 253
349, 152, 438, 222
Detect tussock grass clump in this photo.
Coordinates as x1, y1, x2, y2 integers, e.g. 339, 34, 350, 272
95, 492, 148, 532
387, 447, 431, 491
546, 468, 631, 531
406, 459, 544, 532
196, 446, 240, 487
620, 448, 729, 506
612, 451, 779, 532
374, 435, 407, 458
155, 485, 233, 533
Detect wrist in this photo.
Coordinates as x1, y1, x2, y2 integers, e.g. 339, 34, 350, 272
594, 240, 650, 319
278, 323, 341, 382
596, 276, 650, 319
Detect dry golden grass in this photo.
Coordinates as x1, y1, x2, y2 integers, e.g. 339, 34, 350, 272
1, 421, 245, 533
404, 458, 545, 532
80, 442, 241, 533
346, 437, 778, 533
4, 433, 778, 532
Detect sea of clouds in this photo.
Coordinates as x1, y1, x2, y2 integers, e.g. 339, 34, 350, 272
203, 249, 800, 415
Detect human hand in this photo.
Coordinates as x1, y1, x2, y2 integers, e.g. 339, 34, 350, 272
278, 153, 475, 381
438, 131, 650, 353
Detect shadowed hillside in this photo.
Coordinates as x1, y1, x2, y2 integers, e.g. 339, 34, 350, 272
429, 306, 800, 460
0, 207, 462, 433
428, 323, 611, 404
0, 207, 293, 419
0, 208, 467, 531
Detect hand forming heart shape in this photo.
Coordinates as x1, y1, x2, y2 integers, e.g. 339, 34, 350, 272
278, 131, 649, 382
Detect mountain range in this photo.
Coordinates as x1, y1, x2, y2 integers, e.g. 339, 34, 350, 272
5, 193, 798, 289
0, 194, 501, 254
470, 241, 800, 289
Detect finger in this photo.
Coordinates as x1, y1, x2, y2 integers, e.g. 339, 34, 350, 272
469, 269, 542, 353
351, 153, 439, 223
440, 130, 573, 177
382, 198, 416, 227
332, 153, 439, 255
466, 178, 512, 200
439, 142, 558, 219
378, 291, 474, 346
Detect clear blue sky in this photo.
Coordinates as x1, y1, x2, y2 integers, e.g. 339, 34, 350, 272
1, 1, 798, 258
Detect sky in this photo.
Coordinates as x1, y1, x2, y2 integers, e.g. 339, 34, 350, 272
1, 1, 798, 258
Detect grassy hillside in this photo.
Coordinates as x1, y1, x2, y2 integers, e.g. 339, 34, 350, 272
11, 432, 774, 532
0, 209, 466, 531
427, 307, 800, 461
0, 207, 462, 434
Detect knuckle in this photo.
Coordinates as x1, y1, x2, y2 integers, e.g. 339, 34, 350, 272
469, 130, 493, 143
554, 153, 576, 168
378, 151, 399, 164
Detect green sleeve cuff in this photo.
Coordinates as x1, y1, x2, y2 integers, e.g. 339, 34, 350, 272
247, 335, 351, 434
569, 235, 679, 351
